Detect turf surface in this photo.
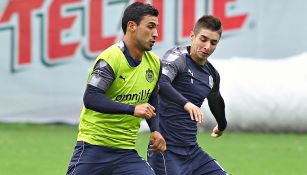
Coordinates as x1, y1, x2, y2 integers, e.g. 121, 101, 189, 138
0, 123, 306, 175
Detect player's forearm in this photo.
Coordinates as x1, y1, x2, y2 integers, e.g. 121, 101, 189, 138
208, 93, 227, 131
146, 91, 160, 132
159, 75, 189, 107
146, 116, 159, 132
83, 85, 135, 115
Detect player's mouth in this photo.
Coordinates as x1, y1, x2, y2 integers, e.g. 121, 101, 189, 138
149, 40, 155, 46
199, 51, 209, 57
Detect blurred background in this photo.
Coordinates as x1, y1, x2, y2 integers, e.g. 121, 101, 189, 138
1, 0, 307, 132
0, 0, 307, 175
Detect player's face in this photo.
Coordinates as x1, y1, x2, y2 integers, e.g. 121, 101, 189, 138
190, 28, 220, 64
134, 15, 158, 51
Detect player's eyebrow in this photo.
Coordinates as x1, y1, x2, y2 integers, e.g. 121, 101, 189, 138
148, 21, 159, 27
200, 34, 218, 42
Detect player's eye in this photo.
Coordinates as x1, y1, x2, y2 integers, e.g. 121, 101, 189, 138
211, 39, 219, 45
200, 37, 207, 42
211, 41, 217, 46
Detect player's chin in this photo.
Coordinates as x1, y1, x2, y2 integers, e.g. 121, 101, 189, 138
199, 53, 209, 59
144, 45, 153, 51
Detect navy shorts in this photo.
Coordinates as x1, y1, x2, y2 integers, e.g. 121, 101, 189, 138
67, 141, 155, 175
147, 144, 227, 175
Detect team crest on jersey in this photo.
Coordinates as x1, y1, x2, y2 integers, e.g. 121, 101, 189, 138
145, 68, 154, 83
209, 75, 214, 89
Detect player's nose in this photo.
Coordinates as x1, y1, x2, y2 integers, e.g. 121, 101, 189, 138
202, 42, 210, 51
152, 28, 158, 38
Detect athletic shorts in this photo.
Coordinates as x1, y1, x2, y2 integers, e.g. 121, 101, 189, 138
67, 141, 155, 175
147, 144, 227, 175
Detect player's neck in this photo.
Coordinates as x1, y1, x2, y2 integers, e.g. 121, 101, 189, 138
123, 37, 143, 61
192, 57, 207, 65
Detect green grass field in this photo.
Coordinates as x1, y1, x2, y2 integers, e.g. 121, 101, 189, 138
0, 123, 306, 175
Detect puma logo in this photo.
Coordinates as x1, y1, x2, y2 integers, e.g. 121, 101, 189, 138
188, 69, 194, 84
119, 75, 126, 81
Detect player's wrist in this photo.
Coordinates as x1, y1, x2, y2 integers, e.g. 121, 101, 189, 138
129, 105, 136, 115
183, 101, 191, 108
180, 99, 190, 107
217, 125, 225, 131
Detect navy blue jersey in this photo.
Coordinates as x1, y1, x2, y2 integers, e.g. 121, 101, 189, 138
159, 46, 226, 147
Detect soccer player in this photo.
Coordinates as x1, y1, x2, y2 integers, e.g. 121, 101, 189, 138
66, 2, 165, 175
147, 15, 228, 175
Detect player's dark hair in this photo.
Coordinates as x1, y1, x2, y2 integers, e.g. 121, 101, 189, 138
122, 2, 159, 34
193, 15, 222, 37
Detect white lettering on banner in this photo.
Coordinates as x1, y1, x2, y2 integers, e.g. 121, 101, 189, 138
0, 0, 248, 73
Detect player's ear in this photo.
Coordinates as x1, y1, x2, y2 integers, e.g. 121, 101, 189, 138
190, 31, 195, 40
127, 21, 137, 32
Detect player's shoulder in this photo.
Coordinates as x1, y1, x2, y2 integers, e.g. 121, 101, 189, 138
162, 46, 188, 63
206, 61, 220, 80
96, 43, 122, 62
146, 50, 160, 61
96, 42, 122, 62
206, 61, 216, 70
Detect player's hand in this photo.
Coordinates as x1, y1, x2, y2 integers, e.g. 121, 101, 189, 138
134, 103, 156, 119
211, 125, 223, 138
184, 102, 204, 123
149, 131, 166, 152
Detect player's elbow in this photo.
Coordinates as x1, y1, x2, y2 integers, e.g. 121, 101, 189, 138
83, 92, 92, 109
